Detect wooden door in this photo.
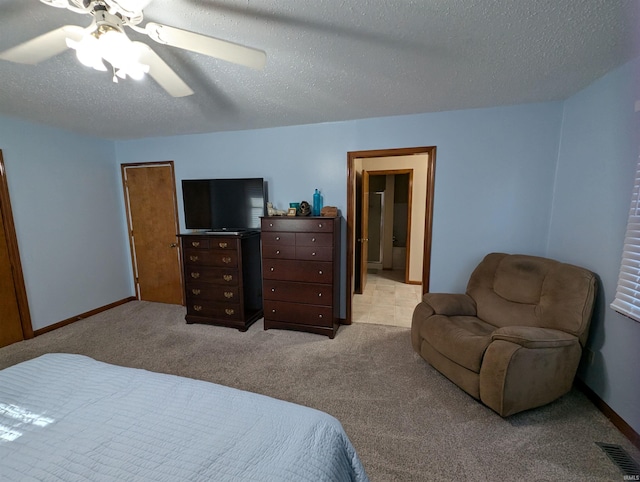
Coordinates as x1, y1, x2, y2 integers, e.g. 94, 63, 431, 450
0, 207, 23, 347
122, 162, 183, 305
0, 150, 32, 347
359, 170, 370, 293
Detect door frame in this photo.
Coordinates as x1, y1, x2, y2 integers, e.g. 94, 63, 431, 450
346, 146, 436, 324
121, 161, 183, 303
0, 150, 33, 339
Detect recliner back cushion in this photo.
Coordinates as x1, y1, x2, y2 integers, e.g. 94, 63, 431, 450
493, 256, 550, 304
467, 253, 596, 343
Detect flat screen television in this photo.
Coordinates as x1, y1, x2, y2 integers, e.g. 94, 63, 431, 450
182, 178, 266, 232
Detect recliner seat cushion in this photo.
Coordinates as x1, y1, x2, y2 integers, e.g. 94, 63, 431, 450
419, 315, 495, 373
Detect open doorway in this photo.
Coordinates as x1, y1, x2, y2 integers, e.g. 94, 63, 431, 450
346, 147, 436, 324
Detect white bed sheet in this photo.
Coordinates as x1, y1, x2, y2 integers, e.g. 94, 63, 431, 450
0, 354, 368, 481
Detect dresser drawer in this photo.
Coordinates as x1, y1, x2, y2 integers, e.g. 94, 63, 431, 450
185, 283, 239, 302
294, 246, 332, 261
261, 231, 295, 246
186, 301, 242, 320
185, 266, 239, 285
263, 259, 333, 283
184, 248, 238, 267
183, 238, 211, 249
262, 217, 335, 233
209, 239, 237, 250
264, 300, 333, 327
182, 237, 238, 250
263, 280, 333, 306
261, 245, 295, 259
294, 232, 333, 247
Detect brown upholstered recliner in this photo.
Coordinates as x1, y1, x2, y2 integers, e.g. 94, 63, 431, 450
411, 253, 597, 416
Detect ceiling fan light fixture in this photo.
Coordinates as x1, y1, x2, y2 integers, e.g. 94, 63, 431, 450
6, 0, 265, 97
66, 24, 149, 80
66, 35, 107, 71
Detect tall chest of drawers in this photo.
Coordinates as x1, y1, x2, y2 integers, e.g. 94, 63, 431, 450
180, 232, 263, 331
261, 216, 341, 338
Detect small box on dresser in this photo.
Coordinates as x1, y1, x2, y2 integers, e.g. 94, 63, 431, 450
180, 232, 263, 331
261, 216, 341, 338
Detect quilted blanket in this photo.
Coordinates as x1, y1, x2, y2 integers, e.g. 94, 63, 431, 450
0, 354, 368, 481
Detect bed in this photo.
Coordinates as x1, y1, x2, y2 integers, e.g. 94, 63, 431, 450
0, 353, 368, 481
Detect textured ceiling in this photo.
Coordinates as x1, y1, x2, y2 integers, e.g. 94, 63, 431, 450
0, 0, 638, 140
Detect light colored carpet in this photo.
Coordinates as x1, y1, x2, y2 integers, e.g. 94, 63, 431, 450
1, 301, 638, 481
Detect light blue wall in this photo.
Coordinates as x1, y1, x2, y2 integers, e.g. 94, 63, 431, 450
116, 101, 563, 300
547, 58, 640, 434
0, 115, 132, 330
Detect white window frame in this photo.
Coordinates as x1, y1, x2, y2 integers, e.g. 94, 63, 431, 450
611, 154, 640, 322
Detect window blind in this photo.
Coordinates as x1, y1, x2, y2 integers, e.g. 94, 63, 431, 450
611, 155, 640, 322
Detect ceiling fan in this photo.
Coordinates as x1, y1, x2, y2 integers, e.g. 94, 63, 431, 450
0, 0, 267, 97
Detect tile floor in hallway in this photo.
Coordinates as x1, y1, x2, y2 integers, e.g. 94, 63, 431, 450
352, 269, 422, 328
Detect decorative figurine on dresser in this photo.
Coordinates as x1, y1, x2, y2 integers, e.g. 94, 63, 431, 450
261, 215, 341, 338
180, 232, 263, 331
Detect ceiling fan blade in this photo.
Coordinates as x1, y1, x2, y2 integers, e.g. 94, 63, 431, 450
145, 22, 266, 70
0, 25, 85, 65
104, 0, 154, 17
39, 0, 70, 8
136, 42, 194, 97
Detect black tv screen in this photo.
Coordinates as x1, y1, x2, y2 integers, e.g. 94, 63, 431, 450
182, 178, 266, 231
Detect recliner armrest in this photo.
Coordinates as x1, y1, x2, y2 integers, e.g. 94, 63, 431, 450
491, 326, 578, 349
421, 293, 476, 316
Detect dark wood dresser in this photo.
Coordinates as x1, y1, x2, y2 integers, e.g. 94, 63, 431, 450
180, 232, 262, 331
261, 216, 341, 338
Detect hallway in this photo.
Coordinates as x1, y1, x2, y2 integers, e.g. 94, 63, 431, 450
352, 269, 422, 328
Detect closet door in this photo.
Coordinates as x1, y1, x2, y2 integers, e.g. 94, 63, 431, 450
122, 162, 183, 305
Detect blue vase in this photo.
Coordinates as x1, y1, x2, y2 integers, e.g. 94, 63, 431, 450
312, 189, 323, 216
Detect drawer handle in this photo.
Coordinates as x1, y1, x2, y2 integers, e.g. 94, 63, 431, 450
189, 255, 199, 262
218, 242, 228, 248
269, 223, 274, 227
270, 267, 275, 272
271, 288, 276, 292
272, 309, 276, 313
223, 274, 233, 282
190, 272, 200, 279
222, 256, 232, 264
318, 293, 322, 297
191, 289, 201, 295
276, 250, 280, 255
319, 270, 323, 275
318, 314, 323, 318
311, 237, 316, 242
225, 308, 235, 316
193, 305, 202, 312
318, 223, 323, 228
191, 241, 200, 247
312, 252, 316, 256
224, 291, 234, 299
275, 236, 280, 241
